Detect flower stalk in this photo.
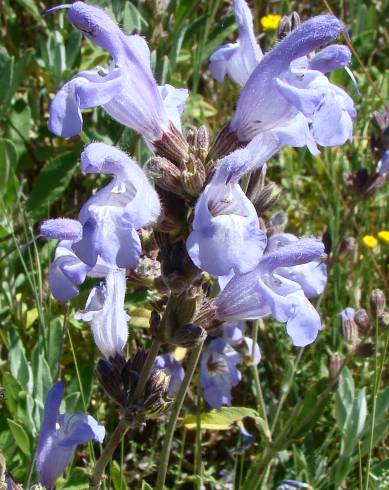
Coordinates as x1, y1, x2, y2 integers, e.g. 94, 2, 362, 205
156, 340, 205, 490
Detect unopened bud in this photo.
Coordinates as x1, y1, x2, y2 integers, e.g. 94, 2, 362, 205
254, 182, 282, 214
96, 358, 127, 406
171, 323, 207, 348
329, 354, 342, 380
370, 289, 386, 317
195, 125, 210, 160
339, 308, 359, 346
143, 370, 170, 419
208, 124, 241, 161
153, 122, 190, 166
277, 11, 300, 40
147, 157, 184, 196
354, 308, 370, 330
181, 159, 206, 197
355, 342, 375, 358
186, 128, 197, 146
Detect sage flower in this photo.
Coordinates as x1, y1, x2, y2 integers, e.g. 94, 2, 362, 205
186, 150, 266, 276
214, 238, 325, 346
200, 338, 242, 408
210, 3, 355, 148
75, 269, 129, 359
209, 0, 262, 86
229, 14, 355, 145
73, 142, 160, 269
36, 381, 105, 489
47, 1, 188, 142
154, 354, 185, 397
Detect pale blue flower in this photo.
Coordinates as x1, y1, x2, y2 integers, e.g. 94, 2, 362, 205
36, 381, 105, 489
72, 142, 160, 269
75, 269, 129, 359
214, 238, 325, 346
209, 0, 262, 86
154, 354, 185, 397
200, 338, 242, 408
47, 2, 188, 141
211, 6, 355, 148
186, 151, 266, 277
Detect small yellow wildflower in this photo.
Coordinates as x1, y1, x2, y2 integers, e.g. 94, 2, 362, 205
362, 235, 378, 249
378, 230, 389, 244
260, 14, 281, 32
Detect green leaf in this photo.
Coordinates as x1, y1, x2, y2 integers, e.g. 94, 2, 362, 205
32, 353, 52, 405
47, 317, 64, 377
2, 372, 23, 413
14, 0, 44, 25
7, 418, 31, 456
110, 459, 129, 490
59, 467, 90, 489
122, 2, 148, 33
8, 328, 32, 393
0, 138, 19, 203
183, 407, 259, 430
335, 367, 355, 429
27, 152, 78, 219
141, 481, 153, 490
341, 388, 367, 456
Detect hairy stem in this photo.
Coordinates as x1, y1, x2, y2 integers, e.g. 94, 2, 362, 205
90, 418, 130, 490
250, 320, 271, 441
156, 341, 204, 490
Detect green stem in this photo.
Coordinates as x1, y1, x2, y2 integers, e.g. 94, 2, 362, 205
156, 341, 204, 490
56, 303, 70, 380
270, 348, 304, 433
194, 377, 203, 489
250, 320, 271, 441
132, 339, 163, 402
90, 419, 130, 490
364, 317, 388, 489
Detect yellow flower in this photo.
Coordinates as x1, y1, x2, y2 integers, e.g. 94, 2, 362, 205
378, 230, 389, 244
260, 14, 281, 32
362, 235, 378, 249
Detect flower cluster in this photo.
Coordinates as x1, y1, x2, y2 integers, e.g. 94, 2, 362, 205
36, 0, 357, 485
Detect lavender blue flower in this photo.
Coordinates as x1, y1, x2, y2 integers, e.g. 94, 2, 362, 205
154, 353, 185, 397
75, 269, 129, 359
209, 0, 262, 85
186, 153, 266, 277
214, 238, 325, 346
72, 143, 160, 269
47, 2, 188, 141
36, 381, 105, 489
223, 322, 261, 365
266, 233, 327, 298
210, 3, 355, 148
200, 338, 242, 408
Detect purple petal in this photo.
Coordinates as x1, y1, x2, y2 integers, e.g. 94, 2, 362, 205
48, 80, 83, 137
259, 237, 325, 274
285, 294, 321, 346
40, 218, 82, 241
309, 44, 351, 73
